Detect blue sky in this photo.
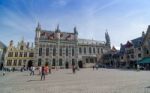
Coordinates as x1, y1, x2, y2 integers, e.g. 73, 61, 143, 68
0, 0, 150, 49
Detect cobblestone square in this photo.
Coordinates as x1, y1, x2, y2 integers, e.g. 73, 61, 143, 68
0, 68, 150, 93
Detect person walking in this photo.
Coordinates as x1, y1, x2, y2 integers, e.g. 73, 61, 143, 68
30, 66, 35, 76
93, 65, 95, 70
72, 65, 76, 74
41, 66, 45, 80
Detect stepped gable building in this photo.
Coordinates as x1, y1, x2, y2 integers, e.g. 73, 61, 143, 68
4, 39, 34, 68
34, 23, 110, 68
119, 32, 145, 68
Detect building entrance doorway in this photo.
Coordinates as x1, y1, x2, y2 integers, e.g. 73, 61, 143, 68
65, 62, 69, 69
78, 61, 83, 68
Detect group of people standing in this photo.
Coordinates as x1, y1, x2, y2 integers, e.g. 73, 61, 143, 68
29, 66, 51, 80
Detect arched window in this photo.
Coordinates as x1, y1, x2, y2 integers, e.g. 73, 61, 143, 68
46, 48, 49, 56
89, 47, 92, 54
52, 59, 56, 66
66, 47, 68, 56
84, 47, 86, 54
38, 59, 41, 66
60, 48, 62, 56
72, 48, 74, 56
53, 47, 56, 56
39, 48, 42, 56
59, 59, 62, 66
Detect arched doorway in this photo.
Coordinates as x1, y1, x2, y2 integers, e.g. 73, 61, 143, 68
65, 62, 69, 69
78, 61, 83, 68
28, 60, 33, 68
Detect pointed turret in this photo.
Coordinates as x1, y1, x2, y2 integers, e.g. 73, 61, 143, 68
36, 22, 41, 31
55, 24, 60, 33
105, 29, 111, 48
74, 26, 78, 35
35, 22, 41, 38
142, 31, 145, 38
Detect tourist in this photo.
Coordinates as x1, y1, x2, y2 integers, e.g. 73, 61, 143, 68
39, 66, 42, 75
30, 66, 35, 76
41, 66, 45, 80
72, 65, 75, 74
93, 65, 95, 70
137, 64, 140, 71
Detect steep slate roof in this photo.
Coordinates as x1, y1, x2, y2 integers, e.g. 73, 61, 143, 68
119, 44, 125, 55
131, 37, 143, 48
40, 30, 75, 41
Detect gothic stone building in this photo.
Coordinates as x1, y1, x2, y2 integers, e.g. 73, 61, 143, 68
34, 23, 110, 68
35, 24, 78, 69
78, 39, 109, 68
4, 40, 34, 68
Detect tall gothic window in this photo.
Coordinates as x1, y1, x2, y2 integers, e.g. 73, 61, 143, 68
72, 48, 74, 56
66, 47, 68, 56
84, 47, 86, 54
89, 47, 92, 54
93, 47, 95, 54
52, 59, 56, 66
38, 59, 41, 66
72, 59, 75, 66
59, 59, 62, 66
53, 47, 56, 56
60, 48, 62, 56
79, 47, 82, 54
39, 48, 42, 56
46, 48, 49, 56
101, 48, 103, 54
97, 48, 100, 54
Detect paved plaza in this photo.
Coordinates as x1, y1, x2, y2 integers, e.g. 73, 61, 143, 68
0, 68, 150, 93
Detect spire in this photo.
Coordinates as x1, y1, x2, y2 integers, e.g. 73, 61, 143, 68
142, 31, 145, 37
105, 29, 111, 48
74, 26, 78, 35
36, 22, 41, 31
21, 36, 24, 43
55, 24, 60, 32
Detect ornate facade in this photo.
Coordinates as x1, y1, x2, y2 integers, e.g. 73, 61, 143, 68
78, 39, 110, 68
4, 39, 34, 68
34, 23, 110, 68
35, 24, 78, 68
